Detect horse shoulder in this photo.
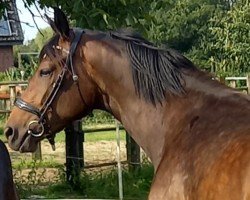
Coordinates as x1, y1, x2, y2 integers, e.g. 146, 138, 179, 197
197, 133, 250, 200
149, 129, 250, 200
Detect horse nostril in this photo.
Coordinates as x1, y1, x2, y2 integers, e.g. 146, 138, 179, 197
4, 127, 14, 139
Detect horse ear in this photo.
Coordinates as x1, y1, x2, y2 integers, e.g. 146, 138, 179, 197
53, 7, 70, 40
45, 14, 58, 34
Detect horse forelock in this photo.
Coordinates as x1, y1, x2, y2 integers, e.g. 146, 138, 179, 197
39, 34, 60, 63
110, 30, 198, 104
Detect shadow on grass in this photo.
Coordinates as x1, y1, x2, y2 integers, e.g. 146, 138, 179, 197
16, 163, 154, 199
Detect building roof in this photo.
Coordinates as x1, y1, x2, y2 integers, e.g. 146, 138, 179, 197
0, 0, 24, 46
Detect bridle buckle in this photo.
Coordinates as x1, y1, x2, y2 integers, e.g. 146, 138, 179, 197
73, 75, 78, 81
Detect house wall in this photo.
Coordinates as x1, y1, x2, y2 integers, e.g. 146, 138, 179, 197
0, 46, 13, 71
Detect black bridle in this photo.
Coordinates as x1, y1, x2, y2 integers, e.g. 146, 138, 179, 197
14, 29, 84, 142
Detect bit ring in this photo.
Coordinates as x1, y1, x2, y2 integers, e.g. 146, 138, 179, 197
27, 120, 44, 138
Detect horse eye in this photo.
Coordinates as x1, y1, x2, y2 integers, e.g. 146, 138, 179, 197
40, 68, 52, 77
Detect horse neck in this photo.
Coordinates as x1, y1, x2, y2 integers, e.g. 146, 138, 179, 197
102, 89, 167, 170
83, 37, 243, 170
83, 41, 168, 169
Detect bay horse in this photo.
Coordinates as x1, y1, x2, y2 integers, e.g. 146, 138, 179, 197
0, 140, 19, 200
4, 8, 250, 199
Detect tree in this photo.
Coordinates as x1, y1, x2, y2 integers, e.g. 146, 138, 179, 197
146, 0, 229, 51
0, 1, 8, 17
1, 0, 248, 77
10, 27, 52, 80
24, 0, 153, 38
34, 26, 53, 50
188, 0, 250, 76
13, 26, 53, 61
21, 0, 230, 51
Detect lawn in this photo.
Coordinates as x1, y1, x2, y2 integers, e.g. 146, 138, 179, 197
0, 122, 153, 199
56, 129, 126, 142
0, 124, 126, 143
16, 163, 153, 199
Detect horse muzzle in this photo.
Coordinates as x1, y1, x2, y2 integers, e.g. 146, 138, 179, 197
4, 126, 38, 152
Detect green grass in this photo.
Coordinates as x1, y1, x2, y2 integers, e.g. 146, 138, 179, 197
17, 163, 154, 199
86, 130, 126, 142
1, 122, 151, 199
55, 129, 126, 143
0, 133, 6, 142
0, 124, 5, 142
13, 159, 62, 169
0, 125, 126, 143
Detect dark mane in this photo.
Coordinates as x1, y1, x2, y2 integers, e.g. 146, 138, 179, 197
39, 34, 60, 62
40, 29, 197, 104
110, 30, 197, 104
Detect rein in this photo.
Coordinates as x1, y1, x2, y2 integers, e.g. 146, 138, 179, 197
14, 29, 84, 143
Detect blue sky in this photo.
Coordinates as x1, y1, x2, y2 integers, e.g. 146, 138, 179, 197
16, 0, 50, 42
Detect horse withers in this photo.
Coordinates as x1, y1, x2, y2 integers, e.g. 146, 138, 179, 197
4, 8, 250, 199
0, 140, 19, 200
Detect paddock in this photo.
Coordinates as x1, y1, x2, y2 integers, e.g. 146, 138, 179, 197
1, 75, 250, 199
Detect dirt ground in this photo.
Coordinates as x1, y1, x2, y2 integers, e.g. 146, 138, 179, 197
8, 140, 128, 166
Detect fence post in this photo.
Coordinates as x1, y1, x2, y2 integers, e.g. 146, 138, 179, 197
247, 74, 250, 94
229, 80, 236, 88
65, 120, 84, 186
32, 142, 42, 161
126, 132, 141, 171
9, 85, 16, 108
219, 76, 225, 84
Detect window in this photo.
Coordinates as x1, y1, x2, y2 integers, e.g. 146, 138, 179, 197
0, 10, 12, 36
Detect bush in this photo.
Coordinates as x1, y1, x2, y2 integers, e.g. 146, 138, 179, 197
84, 110, 115, 126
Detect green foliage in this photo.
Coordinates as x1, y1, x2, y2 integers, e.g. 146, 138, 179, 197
0, 1, 9, 17
13, 159, 61, 170
13, 26, 53, 72
1, 0, 249, 78
37, 0, 153, 37
0, 62, 37, 81
146, 0, 227, 50
2, 28, 53, 81
0, 127, 3, 136
34, 27, 53, 50
84, 110, 114, 125
14, 39, 39, 55
25, 0, 229, 49
19, 0, 249, 77
0, 68, 21, 81
188, 0, 250, 76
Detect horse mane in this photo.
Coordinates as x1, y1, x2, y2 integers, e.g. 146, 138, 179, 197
110, 30, 197, 104
39, 29, 198, 104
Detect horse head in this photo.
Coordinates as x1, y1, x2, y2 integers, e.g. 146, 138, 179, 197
5, 8, 99, 152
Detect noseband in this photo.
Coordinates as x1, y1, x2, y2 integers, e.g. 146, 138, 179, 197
14, 29, 84, 140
